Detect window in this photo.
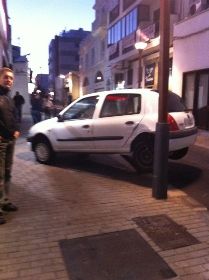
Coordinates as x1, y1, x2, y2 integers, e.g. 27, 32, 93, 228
91, 48, 95, 66
167, 91, 186, 112
123, 0, 135, 11
153, 9, 160, 37
115, 73, 124, 85
100, 40, 105, 58
83, 77, 89, 87
85, 54, 89, 68
153, 90, 186, 112
95, 71, 104, 83
127, 69, 133, 85
108, 7, 138, 45
100, 94, 141, 117
62, 96, 99, 120
109, 4, 120, 24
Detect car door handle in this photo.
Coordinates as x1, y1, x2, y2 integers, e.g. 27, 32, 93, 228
125, 121, 134, 125
82, 125, 90, 129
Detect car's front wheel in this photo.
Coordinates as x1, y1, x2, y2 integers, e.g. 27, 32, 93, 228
34, 139, 54, 164
132, 138, 154, 172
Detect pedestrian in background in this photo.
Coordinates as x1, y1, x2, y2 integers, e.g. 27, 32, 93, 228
30, 91, 42, 124
13, 91, 25, 123
42, 94, 53, 119
0, 67, 20, 225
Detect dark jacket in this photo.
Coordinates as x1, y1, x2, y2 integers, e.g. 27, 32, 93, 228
30, 94, 42, 111
13, 94, 25, 107
0, 86, 19, 139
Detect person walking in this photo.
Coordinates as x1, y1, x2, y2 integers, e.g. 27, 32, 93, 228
0, 67, 20, 225
30, 91, 42, 124
42, 94, 53, 119
13, 91, 25, 123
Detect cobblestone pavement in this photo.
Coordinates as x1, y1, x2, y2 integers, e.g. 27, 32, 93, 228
0, 116, 209, 280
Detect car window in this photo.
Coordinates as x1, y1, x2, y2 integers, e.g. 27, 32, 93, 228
167, 91, 186, 112
62, 96, 98, 120
100, 94, 141, 117
153, 90, 186, 112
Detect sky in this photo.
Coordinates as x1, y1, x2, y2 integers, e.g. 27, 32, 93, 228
7, 0, 95, 76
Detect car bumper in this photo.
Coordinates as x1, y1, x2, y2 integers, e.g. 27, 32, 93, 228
169, 127, 198, 151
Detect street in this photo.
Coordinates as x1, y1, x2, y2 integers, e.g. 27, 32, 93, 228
1, 117, 208, 280
17, 116, 209, 210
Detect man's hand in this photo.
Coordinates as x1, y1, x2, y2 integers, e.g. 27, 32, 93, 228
13, 131, 20, 139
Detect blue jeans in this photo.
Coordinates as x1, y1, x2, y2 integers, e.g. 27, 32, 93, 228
31, 109, 42, 124
0, 139, 15, 206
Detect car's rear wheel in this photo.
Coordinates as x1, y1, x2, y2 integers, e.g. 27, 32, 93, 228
133, 138, 154, 172
169, 147, 188, 160
34, 139, 54, 164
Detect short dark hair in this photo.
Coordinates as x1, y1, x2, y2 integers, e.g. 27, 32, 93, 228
0, 67, 13, 77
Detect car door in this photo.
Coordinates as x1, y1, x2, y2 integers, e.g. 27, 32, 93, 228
92, 93, 143, 152
50, 95, 99, 151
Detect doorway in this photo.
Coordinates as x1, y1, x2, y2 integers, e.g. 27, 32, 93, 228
183, 70, 209, 130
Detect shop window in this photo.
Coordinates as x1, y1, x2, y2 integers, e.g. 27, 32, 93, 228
115, 73, 124, 85
145, 63, 155, 87
127, 69, 133, 85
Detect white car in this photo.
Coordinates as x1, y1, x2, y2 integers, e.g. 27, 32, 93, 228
27, 89, 197, 172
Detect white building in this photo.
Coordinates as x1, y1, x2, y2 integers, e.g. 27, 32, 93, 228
12, 56, 30, 115
79, 0, 108, 95
80, 0, 209, 130
0, 1, 11, 67
80, 0, 181, 95
173, 4, 209, 130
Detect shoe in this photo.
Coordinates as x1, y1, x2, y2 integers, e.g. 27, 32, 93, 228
2, 203, 18, 212
0, 212, 6, 224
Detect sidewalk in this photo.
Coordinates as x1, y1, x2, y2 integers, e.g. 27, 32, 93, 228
0, 116, 209, 280
195, 129, 209, 150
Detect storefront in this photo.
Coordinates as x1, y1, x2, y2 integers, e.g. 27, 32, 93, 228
172, 8, 209, 130
183, 69, 209, 130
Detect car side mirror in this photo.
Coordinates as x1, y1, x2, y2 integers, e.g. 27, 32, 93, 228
57, 114, 64, 122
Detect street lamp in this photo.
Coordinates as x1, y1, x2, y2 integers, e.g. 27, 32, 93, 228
135, 41, 147, 88
152, 0, 170, 199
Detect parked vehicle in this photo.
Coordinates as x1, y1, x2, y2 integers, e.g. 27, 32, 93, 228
27, 89, 197, 172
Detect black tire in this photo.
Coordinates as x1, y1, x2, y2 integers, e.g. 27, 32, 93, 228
132, 138, 154, 172
169, 147, 188, 160
34, 139, 54, 164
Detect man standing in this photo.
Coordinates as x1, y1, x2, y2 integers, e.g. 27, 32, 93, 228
0, 67, 19, 225
13, 91, 25, 122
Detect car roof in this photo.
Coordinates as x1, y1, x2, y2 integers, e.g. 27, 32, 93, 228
81, 88, 158, 98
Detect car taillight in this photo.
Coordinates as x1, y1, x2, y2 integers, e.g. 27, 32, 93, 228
167, 114, 179, 131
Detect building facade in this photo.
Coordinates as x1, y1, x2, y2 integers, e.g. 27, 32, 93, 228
79, 0, 109, 95
35, 73, 49, 94
0, 0, 11, 67
80, 0, 183, 95
172, 0, 209, 130
12, 54, 30, 115
48, 28, 90, 98
80, 0, 209, 130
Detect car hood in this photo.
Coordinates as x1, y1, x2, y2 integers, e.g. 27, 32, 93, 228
29, 117, 58, 135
